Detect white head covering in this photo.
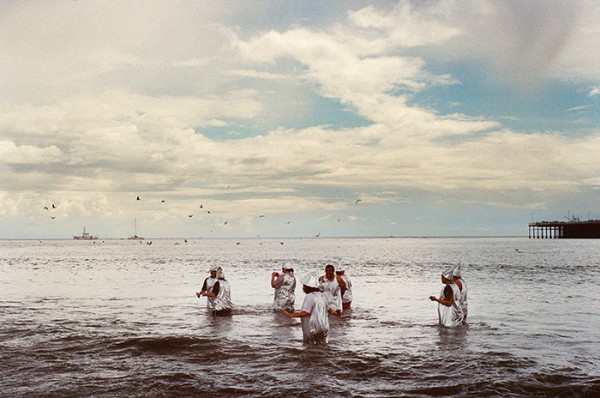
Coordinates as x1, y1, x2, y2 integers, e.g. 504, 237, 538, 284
282, 262, 294, 271
216, 267, 226, 279
209, 265, 219, 273
301, 272, 320, 288
441, 266, 454, 280
453, 264, 462, 278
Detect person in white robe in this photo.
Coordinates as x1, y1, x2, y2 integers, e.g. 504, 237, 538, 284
196, 266, 218, 310
271, 263, 296, 312
318, 264, 345, 315
429, 266, 465, 327
283, 273, 333, 344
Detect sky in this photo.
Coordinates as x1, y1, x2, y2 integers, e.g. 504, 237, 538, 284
1, 0, 600, 239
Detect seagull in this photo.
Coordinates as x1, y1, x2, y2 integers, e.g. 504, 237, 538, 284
286, 221, 291, 224
355, 199, 362, 204
136, 196, 140, 201
259, 215, 265, 218
224, 221, 228, 225
199, 204, 203, 208
315, 232, 321, 237
280, 242, 284, 245
188, 214, 193, 218
51, 216, 56, 219
52, 203, 56, 208
207, 211, 211, 214
161, 200, 166, 203
44, 206, 49, 211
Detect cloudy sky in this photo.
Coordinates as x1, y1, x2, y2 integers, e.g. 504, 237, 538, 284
1, 0, 599, 239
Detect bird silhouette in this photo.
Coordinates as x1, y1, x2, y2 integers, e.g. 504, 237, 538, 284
52, 203, 56, 209
199, 204, 203, 208
161, 200, 166, 203
286, 221, 291, 224
224, 221, 228, 225
44, 206, 49, 211
315, 232, 320, 238
188, 214, 193, 218
136, 196, 140, 201
51, 216, 56, 219
355, 199, 362, 204
207, 211, 211, 214
259, 215, 265, 218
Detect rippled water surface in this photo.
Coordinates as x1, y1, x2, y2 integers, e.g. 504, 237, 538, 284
1, 237, 600, 397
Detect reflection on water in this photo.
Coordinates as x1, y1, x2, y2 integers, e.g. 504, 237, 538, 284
1, 238, 599, 396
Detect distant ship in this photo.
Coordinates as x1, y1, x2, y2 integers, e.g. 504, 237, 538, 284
73, 227, 98, 240
128, 218, 144, 240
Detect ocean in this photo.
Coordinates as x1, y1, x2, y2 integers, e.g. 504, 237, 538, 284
1, 237, 599, 397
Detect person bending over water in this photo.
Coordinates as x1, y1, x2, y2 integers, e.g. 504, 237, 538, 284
201, 267, 233, 316
271, 263, 296, 312
429, 265, 465, 327
283, 273, 337, 344
319, 264, 345, 315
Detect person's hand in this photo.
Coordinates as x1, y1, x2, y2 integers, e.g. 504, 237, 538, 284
429, 296, 437, 302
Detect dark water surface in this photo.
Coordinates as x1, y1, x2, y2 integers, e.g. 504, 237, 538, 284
1, 237, 599, 397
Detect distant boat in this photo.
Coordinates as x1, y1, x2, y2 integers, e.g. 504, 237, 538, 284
73, 227, 98, 240
128, 218, 144, 240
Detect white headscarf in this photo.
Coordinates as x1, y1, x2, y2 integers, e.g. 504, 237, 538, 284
442, 266, 454, 280
216, 267, 226, 279
301, 273, 319, 288
453, 264, 462, 278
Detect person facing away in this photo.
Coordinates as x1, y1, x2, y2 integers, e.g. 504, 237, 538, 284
196, 266, 218, 310
271, 263, 296, 312
429, 265, 465, 327
335, 268, 352, 310
452, 264, 468, 321
201, 267, 233, 316
283, 273, 334, 344
319, 264, 345, 315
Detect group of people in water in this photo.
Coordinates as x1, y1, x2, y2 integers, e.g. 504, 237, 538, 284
196, 262, 467, 344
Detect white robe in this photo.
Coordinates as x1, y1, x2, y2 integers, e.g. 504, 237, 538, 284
273, 272, 296, 311
320, 277, 342, 313
438, 283, 465, 327
300, 291, 330, 344
213, 279, 233, 311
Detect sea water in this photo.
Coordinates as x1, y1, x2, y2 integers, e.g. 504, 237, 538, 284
1, 237, 599, 397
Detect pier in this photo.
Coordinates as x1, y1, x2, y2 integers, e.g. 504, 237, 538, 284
529, 220, 600, 239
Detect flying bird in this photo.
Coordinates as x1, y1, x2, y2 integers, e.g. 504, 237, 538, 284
199, 204, 203, 208
161, 200, 166, 203
51, 216, 56, 219
136, 196, 140, 201
52, 203, 56, 208
259, 215, 265, 218
280, 242, 284, 245
44, 206, 49, 211
188, 214, 193, 218
207, 211, 211, 214
315, 232, 321, 238
355, 199, 362, 204
224, 221, 228, 225
286, 221, 291, 224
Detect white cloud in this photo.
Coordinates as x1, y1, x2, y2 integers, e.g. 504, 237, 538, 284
1, 0, 600, 237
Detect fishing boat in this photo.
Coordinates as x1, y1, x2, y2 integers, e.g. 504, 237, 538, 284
73, 227, 98, 240
128, 218, 144, 240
